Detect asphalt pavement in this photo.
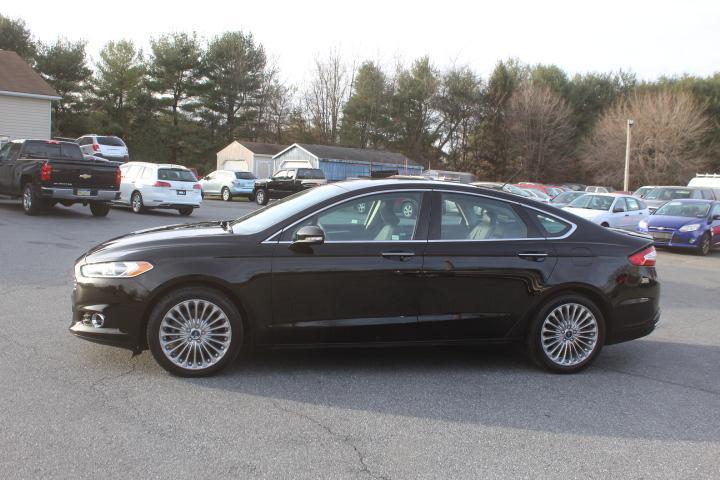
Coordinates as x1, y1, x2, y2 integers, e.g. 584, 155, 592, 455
0, 197, 718, 479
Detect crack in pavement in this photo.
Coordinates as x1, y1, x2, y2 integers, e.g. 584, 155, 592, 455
596, 365, 720, 397
270, 400, 389, 480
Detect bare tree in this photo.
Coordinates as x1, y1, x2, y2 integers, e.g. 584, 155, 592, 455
506, 80, 576, 181
304, 53, 351, 144
582, 90, 712, 187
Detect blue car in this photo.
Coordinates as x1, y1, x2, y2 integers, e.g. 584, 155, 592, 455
639, 199, 720, 255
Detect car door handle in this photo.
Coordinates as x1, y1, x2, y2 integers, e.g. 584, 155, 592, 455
517, 252, 549, 261
381, 251, 416, 261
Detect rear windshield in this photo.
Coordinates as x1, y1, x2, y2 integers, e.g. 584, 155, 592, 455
297, 168, 325, 179
645, 188, 694, 200
235, 172, 256, 180
158, 168, 197, 182
21, 141, 83, 160
97, 136, 126, 147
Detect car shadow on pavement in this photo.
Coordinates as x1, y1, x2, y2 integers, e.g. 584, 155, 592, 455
165, 339, 720, 443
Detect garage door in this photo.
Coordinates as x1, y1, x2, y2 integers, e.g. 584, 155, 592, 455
223, 160, 249, 171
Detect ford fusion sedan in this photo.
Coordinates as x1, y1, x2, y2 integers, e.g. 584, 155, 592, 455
639, 199, 720, 255
71, 180, 660, 377
563, 193, 648, 229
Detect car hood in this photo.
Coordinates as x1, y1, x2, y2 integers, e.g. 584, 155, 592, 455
82, 221, 234, 261
647, 215, 705, 229
563, 207, 607, 220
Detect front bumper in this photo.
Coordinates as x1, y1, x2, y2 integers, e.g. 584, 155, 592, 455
647, 229, 703, 249
41, 187, 120, 202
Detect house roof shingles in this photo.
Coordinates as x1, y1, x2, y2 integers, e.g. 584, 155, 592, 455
239, 141, 286, 156
297, 144, 420, 167
0, 50, 59, 98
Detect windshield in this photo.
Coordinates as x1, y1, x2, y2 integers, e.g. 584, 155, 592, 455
158, 168, 197, 182
552, 191, 584, 204
235, 172, 256, 180
568, 194, 614, 211
645, 188, 694, 200
655, 201, 710, 218
231, 184, 344, 235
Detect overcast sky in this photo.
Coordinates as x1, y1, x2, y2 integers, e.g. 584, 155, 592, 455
5, 0, 719, 84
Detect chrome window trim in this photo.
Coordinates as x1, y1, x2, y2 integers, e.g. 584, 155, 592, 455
261, 186, 578, 244
262, 188, 430, 244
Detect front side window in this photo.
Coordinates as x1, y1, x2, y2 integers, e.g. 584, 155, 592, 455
613, 198, 627, 212
439, 193, 528, 240
283, 192, 423, 242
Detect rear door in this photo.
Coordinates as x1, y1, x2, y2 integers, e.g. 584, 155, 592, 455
418, 190, 558, 340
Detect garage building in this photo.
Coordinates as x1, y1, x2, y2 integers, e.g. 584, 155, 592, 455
216, 141, 286, 178
273, 143, 423, 181
0, 50, 60, 143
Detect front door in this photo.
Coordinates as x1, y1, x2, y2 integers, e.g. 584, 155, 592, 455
418, 191, 559, 340
267, 191, 429, 345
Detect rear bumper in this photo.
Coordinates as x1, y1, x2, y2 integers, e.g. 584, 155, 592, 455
41, 187, 120, 202
142, 190, 202, 208
230, 185, 254, 194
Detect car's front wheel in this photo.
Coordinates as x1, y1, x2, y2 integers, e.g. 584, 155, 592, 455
696, 232, 711, 256
221, 187, 232, 201
255, 188, 268, 205
147, 287, 243, 377
527, 294, 605, 373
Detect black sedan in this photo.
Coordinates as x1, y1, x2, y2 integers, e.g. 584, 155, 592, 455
71, 180, 660, 376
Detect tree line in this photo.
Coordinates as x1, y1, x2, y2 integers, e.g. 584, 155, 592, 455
1, 13, 718, 186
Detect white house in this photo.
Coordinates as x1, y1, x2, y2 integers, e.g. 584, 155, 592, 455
216, 141, 286, 178
0, 50, 60, 143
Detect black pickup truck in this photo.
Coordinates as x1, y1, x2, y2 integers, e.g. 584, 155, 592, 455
0, 139, 120, 216
253, 167, 327, 205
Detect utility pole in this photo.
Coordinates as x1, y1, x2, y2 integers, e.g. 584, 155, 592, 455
623, 119, 634, 191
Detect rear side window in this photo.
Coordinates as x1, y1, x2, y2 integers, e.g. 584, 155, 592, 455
439, 193, 528, 240
533, 213, 572, 238
297, 168, 325, 180
21, 141, 83, 160
97, 136, 126, 147
158, 168, 196, 182
235, 172, 255, 180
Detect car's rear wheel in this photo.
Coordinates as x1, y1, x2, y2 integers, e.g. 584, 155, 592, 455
89, 202, 110, 217
131, 191, 145, 214
147, 287, 243, 377
22, 183, 43, 216
221, 187, 232, 201
696, 233, 711, 256
527, 294, 605, 373
255, 188, 268, 205
178, 206, 193, 216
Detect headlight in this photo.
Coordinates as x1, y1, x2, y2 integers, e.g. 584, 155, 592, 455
638, 220, 648, 231
80, 261, 153, 278
678, 223, 701, 233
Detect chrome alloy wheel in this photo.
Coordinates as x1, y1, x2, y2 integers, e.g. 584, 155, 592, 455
159, 299, 232, 370
540, 302, 598, 367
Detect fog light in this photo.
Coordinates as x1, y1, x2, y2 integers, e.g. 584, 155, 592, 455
90, 313, 105, 328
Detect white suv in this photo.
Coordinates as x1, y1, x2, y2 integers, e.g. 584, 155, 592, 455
77, 135, 130, 163
118, 162, 202, 216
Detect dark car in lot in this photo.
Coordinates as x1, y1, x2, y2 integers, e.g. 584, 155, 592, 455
0, 139, 120, 216
70, 180, 660, 376
253, 167, 326, 205
639, 199, 720, 255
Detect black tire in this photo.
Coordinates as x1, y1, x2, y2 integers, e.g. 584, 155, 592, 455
178, 206, 193, 216
247, 193, 255, 202
22, 183, 43, 216
255, 188, 269, 205
526, 294, 605, 374
59, 200, 74, 207
46, 200, 59, 208
146, 287, 243, 377
696, 232, 711, 256
131, 191, 145, 214
600, 222, 610, 227
89, 202, 110, 217
221, 187, 232, 202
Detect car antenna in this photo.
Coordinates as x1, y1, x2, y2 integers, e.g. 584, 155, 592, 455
500, 169, 522, 190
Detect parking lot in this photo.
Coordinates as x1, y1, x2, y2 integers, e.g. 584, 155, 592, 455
1, 198, 719, 479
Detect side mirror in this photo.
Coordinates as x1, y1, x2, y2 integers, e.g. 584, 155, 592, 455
292, 225, 325, 246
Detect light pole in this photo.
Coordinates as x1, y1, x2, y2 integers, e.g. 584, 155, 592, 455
623, 119, 634, 191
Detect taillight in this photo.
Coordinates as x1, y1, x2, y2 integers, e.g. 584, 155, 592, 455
114, 168, 121, 188
40, 162, 52, 181
153, 181, 172, 188
193, 184, 202, 190
629, 246, 657, 267
92, 144, 99, 152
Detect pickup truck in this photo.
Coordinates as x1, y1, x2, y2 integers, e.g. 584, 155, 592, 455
0, 139, 120, 216
253, 167, 327, 205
